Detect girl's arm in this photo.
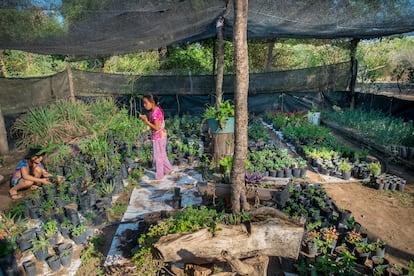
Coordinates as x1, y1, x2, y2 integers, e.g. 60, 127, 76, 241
21, 167, 50, 185
140, 115, 161, 131
42, 169, 52, 178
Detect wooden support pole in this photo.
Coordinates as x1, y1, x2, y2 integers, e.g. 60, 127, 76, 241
0, 105, 9, 155
216, 17, 225, 107
66, 57, 75, 102
349, 39, 359, 109
265, 39, 276, 72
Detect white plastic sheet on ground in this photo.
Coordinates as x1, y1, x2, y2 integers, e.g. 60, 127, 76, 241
104, 166, 203, 266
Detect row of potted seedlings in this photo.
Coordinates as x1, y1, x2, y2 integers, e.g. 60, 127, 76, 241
370, 173, 407, 192
263, 110, 389, 182
167, 115, 204, 166
282, 183, 408, 275
248, 144, 307, 179
4, 140, 146, 274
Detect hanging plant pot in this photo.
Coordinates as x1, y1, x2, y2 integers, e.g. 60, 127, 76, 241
207, 117, 234, 134
23, 260, 36, 276
46, 255, 61, 272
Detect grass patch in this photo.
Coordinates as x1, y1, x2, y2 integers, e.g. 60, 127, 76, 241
76, 235, 105, 276
383, 190, 414, 207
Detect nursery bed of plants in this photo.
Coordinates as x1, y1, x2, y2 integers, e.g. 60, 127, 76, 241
322, 108, 414, 161
0, 98, 152, 275
1, 98, 413, 275
262, 110, 411, 190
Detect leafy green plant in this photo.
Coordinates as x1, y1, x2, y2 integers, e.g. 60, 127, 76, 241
0, 239, 15, 257
72, 225, 87, 237
219, 156, 233, 183
0, 213, 26, 243
368, 161, 381, 176
248, 119, 270, 141
338, 159, 352, 173
31, 235, 52, 252
323, 108, 414, 147
407, 260, 414, 276
96, 181, 115, 196
77, 235, 105, 276
60, 218, 74, 230
42, 220, 58, 236
337, 250, 356, 274
7, 200, 27, 220
203, 100, 235, 129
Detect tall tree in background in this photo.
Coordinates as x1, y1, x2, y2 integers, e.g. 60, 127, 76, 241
231, 0, 249, 212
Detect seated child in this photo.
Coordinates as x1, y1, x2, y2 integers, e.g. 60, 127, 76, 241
9, 147, 56, 200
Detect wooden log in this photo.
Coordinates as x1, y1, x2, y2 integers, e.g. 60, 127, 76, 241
212, 133, 234, 167
197, 178, 291, 206
221, 251, 269, 276
154, 218, 304, 265
66, 58, 75, 102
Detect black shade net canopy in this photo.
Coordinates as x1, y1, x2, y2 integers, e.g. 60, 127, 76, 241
1, 0, 414, 56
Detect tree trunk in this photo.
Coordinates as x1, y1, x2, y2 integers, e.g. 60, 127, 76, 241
154, 218, 305, 264
265, 39, 276, 72
216, 17, 225, 106
0, 105, 9, 155
349, 39, 359, 109
66, 57, 75, 102
231, 0, 249, 212
0, 50, 8, 78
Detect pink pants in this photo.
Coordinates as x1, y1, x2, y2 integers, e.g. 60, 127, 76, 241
153, 137, 173, 180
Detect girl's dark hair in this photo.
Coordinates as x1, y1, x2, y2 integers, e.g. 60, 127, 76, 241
24, 147, 45, 159
25, 147, 44, 175
143, 94, 159, 106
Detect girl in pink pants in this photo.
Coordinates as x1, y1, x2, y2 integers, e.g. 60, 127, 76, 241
139, 94, 173, 180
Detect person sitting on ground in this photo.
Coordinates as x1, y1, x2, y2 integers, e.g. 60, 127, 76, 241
9, 147, 57, 200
